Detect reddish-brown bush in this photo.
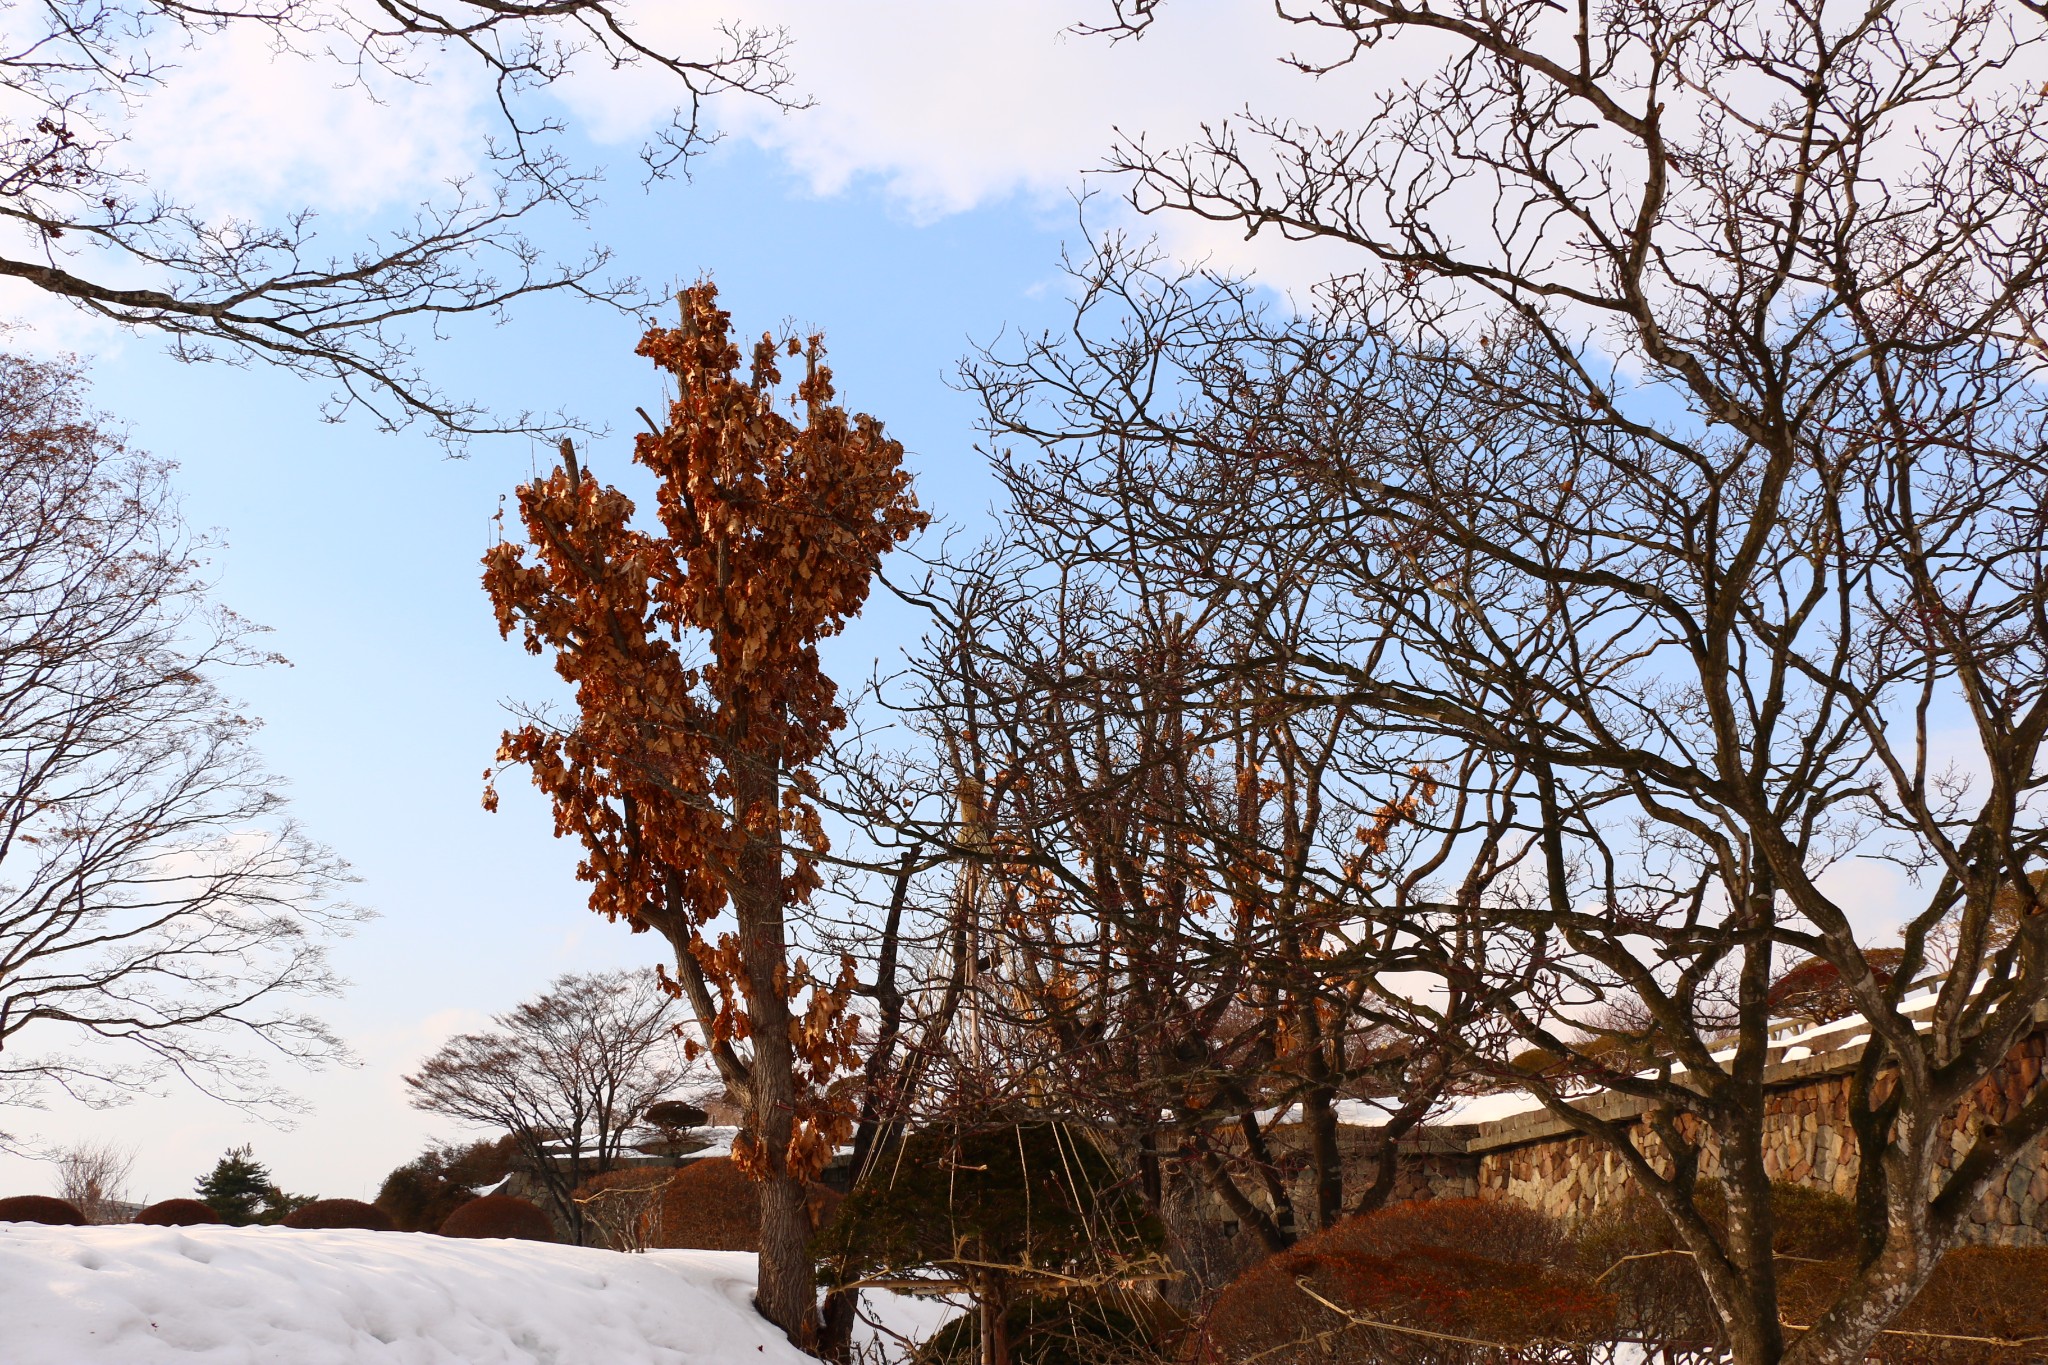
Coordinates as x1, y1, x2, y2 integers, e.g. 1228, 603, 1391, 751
373, 1136, 518, 1233
1780, 1245, 2048, 1365
133, 1198, 222, 1226
1192, 1199, 1612, 1365
1572, 1180, 1859, 1352
1769, 951, 1905, 1024
649, 1156, 841, 1252
0, 1195, 86, 1225
438, 1194, 555, 1242
280, 1198, 394, 1231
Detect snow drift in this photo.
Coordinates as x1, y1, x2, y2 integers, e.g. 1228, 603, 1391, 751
0, 1222, 870, 1364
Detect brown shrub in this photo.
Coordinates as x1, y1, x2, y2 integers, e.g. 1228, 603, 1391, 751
281, 1198, 395, 1231
133, 1198, 222, 1226
573, 1166, 673, 1251
1191, 1199, 1612, 1365
373, 1136, 519, 1233
0, 1195, 86, 1225
648, 1157, 842, 1252
1780, 1245, 2048, 1365
439, 1194, 555, 1242
1769, 950, 1905, 1024
1571, 1180, 1859, 1352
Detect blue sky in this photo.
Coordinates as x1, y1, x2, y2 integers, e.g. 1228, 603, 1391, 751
0, 0, 1970, 1205
0, 0, 1383, 1201
0, 111, 1101, 1202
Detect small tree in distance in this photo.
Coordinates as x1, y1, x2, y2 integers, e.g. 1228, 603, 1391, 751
482, 283, 928, 1344
403, 971, 689, 1245
54, 1140, 134, 1224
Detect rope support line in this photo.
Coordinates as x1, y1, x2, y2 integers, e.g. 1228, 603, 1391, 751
1593, 1247, 1833, 1283
1778, 1318, 2048, 1350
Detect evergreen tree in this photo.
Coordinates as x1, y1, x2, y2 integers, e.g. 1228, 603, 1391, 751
195, 1146, 312, 1226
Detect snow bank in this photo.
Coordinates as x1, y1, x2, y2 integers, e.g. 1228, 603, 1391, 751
0, 1222, 832, 1364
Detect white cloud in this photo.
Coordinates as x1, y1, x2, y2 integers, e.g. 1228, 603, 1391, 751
8, 2, 1438, 300
563, 0, 1418, 292
121, 25, 487, 224
568, 3, 1282, 215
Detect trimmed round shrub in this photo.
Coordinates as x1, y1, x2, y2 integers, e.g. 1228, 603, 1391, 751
820, 1124, 1159, 1287
821, 1124, 1165, 1365
281, 1198, 394, 1231
643, 1100, 709, 1130
1194, 1198, 1612, 1364
439, 1194, 555, 1242
373, 1137, 518, 1233
134, 1198, 222, 1226
650, 1156, 841, 1252
1769, 950, 1904, 1024
0, 1195, 85, 1226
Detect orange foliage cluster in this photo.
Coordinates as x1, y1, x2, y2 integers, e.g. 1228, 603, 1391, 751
481, 284, 926, 1187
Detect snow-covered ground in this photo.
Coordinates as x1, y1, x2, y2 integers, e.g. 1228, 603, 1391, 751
0, 1222, 956, 1365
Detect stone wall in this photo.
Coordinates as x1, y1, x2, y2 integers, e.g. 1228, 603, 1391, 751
1475, 1032, 2048, 1245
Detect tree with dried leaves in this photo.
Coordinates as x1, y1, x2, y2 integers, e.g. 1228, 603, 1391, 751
0, 1, 801, 442
403, 970, 687, 1244
968, 3, 2048, 1362
482, 283, 926, 1343
0, 352, 357, 1144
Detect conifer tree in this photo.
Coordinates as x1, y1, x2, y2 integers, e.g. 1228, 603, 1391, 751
194, 1146, 309, 1226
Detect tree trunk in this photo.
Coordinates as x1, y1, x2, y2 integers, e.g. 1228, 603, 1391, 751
818, 849, 917, 1363
979, 1274, 1012, 1365
1193, 1132, 1293, 1254
1303, 1083, 1343, 1232
755, 1171, 815, 1346
734, 752, 816, 1347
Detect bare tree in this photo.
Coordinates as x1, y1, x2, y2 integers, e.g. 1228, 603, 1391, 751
54, 1138, 134, 1223
0, 1, 802, 442
0, 352, 358, 1143
889, 554, 1484, 1247
958, 4, 2048, 1361
403, 970, 693, 1243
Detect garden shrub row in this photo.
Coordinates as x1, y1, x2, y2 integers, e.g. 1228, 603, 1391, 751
0, 1190, 553, 1241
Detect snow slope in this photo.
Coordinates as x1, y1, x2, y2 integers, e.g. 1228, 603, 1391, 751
0, 1223, 848, 1365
